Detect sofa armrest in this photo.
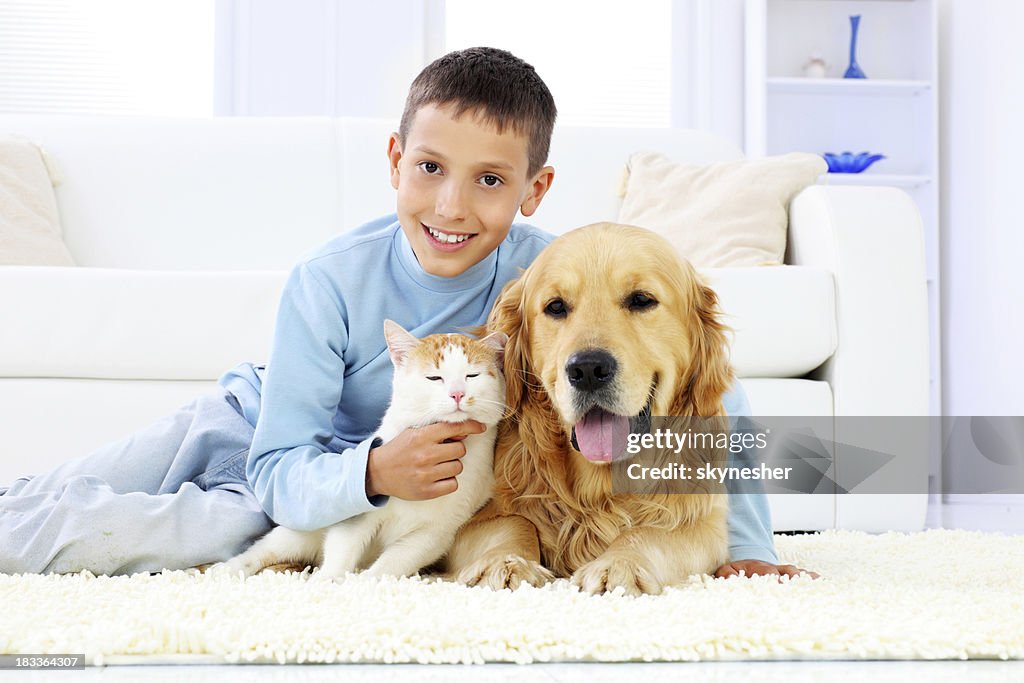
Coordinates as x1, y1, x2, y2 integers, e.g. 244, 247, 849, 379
787, 185, 930, 417
787, 185, 930, 531
0, 267, 289, 380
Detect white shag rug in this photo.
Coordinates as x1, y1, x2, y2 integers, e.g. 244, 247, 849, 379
1, 529, 1022, 666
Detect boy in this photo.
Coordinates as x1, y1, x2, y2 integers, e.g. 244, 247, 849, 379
1, 47, 802, 581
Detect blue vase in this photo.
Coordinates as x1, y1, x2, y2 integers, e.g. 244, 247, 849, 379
844, 15, 867, 79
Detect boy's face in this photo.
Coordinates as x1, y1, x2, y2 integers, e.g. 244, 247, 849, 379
388, 103, 554, 278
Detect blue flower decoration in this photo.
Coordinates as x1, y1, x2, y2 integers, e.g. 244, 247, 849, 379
823, 151, 886, 173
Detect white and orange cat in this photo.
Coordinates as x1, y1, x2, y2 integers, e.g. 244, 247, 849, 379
216, 319, 507, 580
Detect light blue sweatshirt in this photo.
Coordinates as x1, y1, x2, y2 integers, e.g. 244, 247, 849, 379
219, 214, 778, 564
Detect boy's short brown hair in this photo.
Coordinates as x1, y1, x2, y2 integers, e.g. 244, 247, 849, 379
399, 47, 557, 178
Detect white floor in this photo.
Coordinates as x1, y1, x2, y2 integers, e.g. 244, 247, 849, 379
12, 661, 1024, 682
12, 499, 1024, 681
929, 495, 1024, 535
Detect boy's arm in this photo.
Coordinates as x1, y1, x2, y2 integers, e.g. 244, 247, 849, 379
722, 382, 779, 564
244, 262, 385, 532
717, 382, 819, 579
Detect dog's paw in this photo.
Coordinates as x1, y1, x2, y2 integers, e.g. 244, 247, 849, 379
456, 553, 555, 590
570, 553, 662, 596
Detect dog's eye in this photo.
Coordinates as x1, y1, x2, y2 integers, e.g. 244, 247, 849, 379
426, 376, 442, 381
626, 291, 658, 311
544, 298, 568, 318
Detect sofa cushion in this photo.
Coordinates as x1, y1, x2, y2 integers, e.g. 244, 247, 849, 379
0, 267, 287, 380
0, 378, 217, 486
0, 265, 834, 381
702, 266, 836, 378
0, 135, 75, 266
0, 117, 342, 270
617, 151, 827, 267
737, 377, 836, 530
0, 116, 751, 269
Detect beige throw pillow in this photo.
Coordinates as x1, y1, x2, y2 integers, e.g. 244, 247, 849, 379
0, 134, 75, 266
617, 151, 827, 267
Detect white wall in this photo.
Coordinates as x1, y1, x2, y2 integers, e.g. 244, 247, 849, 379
939, 0, 1024, 416
214, 0, 748, 142
215, 0, 436, 117
700, 0, 747, 149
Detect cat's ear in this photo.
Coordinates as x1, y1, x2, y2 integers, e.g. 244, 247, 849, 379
479, 331, 508, 366
383, 319, 418, 367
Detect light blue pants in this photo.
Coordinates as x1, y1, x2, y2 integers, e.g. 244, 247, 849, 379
0, 388, 273, 575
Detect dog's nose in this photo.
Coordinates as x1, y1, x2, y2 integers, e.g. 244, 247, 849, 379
565, 350, 617, 393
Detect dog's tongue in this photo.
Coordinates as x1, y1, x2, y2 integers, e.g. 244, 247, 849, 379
574, 408, 629, 462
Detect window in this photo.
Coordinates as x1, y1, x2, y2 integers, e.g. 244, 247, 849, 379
444, 0, 671, 127
0, 0, 214, 116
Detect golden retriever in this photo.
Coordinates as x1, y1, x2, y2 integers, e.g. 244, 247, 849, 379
444, 222, 734, 595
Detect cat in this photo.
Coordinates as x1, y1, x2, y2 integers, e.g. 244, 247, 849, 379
214, 319, 507, 580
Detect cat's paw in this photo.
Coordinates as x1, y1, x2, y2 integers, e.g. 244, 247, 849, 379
311, 571, 366, 586
208, 557, 264, 579
361, 564, 413, 580
327, 573, 355, 584
456, 553, 554, 590
204, 561, 245, 579
308, 566, 357, 583
569, 552, 662, 596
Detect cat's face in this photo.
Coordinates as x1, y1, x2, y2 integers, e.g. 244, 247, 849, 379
383, 320, 507, 428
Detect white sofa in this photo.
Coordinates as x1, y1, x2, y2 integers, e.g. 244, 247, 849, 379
0, 116, 930, 532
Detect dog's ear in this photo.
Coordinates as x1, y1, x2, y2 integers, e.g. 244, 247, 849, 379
675, 272, 734, 416
488, 273, 530, 416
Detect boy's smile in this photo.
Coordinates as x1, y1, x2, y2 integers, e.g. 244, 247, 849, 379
388, 103, 553, 278
422, 223, 475, 252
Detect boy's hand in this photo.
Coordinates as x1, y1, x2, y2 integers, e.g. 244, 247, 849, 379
365, 420, 486, 500
714, 559, 820, 581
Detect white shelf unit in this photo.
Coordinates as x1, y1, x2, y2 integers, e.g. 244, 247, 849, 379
745, 0, 941, 417
767, 76, 931, 96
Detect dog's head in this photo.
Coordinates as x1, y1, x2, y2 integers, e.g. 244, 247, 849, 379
490, 223, 733, 464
